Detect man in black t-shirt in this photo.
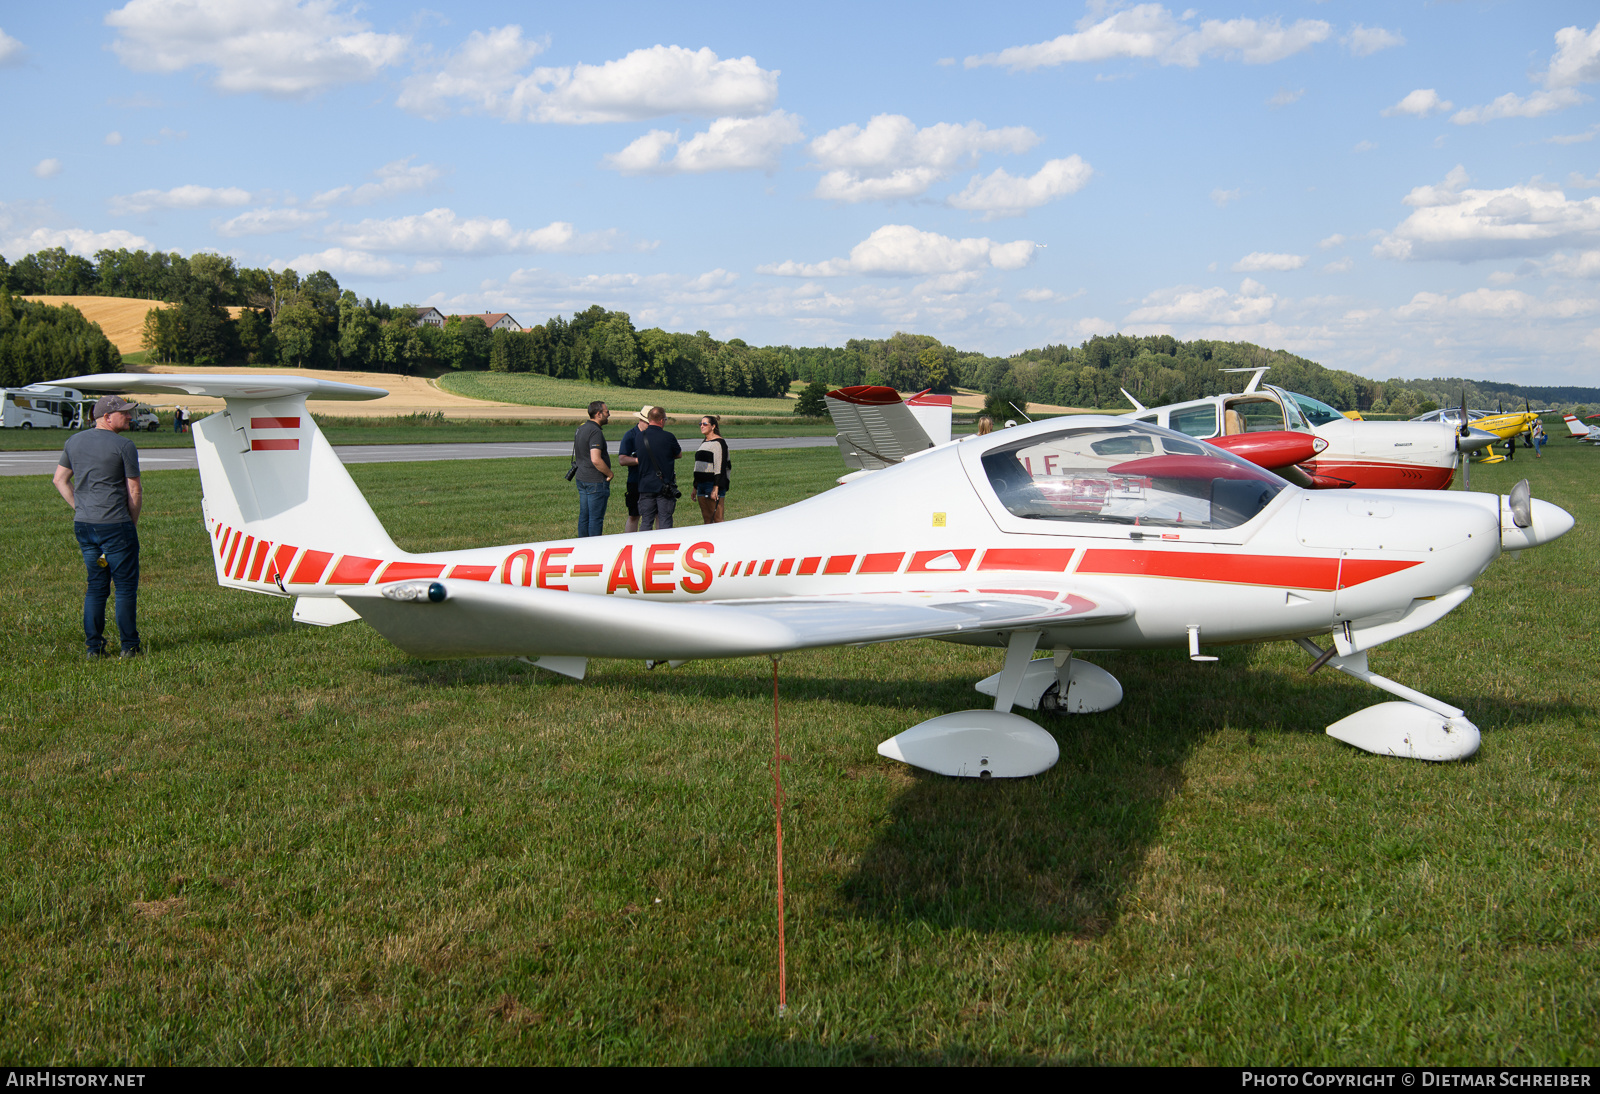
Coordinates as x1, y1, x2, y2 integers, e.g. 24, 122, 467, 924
630, 406, 681, 531
53, 395, 144, 658
572, 401, 613, 537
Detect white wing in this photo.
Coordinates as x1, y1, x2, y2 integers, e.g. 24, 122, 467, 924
56, 372, 387, 401
337, 582, 1133, 661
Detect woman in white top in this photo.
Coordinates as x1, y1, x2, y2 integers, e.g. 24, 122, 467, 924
693, 415, 731, 524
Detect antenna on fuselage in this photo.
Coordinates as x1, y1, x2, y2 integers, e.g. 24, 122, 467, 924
1120, 388, 1148, 413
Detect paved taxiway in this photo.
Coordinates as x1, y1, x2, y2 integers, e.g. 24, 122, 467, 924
0, 436, 839, 477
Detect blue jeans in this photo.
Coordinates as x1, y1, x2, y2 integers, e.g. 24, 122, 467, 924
75, 521, 140, 654
577, 479, 610, 538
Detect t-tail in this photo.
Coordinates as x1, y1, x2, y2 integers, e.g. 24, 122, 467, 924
59, 373, 400, 622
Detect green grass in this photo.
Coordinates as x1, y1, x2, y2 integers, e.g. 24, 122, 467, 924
0, 413, 839, 452
439, 370, 799, 416
0, 444, 1596, 1064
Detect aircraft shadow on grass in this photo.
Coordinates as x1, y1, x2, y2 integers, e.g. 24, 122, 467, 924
370, 647, 1587, 941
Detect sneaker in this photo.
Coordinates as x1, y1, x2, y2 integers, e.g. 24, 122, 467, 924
119, 647, 142, 659
86, 649, 106, 660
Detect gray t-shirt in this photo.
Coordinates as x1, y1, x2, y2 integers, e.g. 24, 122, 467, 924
59, 429, 140, 523
573, 419, 610, 484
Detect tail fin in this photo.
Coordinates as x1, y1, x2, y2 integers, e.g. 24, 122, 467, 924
59, 373, 396, 599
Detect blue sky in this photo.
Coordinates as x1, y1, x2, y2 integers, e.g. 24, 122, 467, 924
4, 2, 1600, 386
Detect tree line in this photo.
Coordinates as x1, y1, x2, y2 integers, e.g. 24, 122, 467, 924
0, 292, 122, 388
5, 245, 1595, 412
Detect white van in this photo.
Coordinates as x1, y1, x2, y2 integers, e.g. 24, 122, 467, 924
2, 386, 88, 430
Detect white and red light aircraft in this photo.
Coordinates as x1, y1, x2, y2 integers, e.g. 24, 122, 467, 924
1121, 368, 1500, 490
65, 373, 1574, 774
1563, 414, 1600, 443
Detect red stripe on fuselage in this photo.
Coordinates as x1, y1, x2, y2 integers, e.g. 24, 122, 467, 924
380, 562, 445, 581
979, 548, 1074, 572
1080, 549, 1395, 590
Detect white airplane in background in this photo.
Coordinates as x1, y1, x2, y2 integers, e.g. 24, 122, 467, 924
1121, 368, 1500, 490
1563, 414, 1600, 443
63, 372, 1574, 773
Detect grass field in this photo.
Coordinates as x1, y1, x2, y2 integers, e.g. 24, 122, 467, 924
0, 413, 841, 452
0, 439, 1595, 1064
439, 370, 799, 416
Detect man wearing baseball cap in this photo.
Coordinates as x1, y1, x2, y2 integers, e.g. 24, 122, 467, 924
615, 405, 654, 534
52, 394, 143, 659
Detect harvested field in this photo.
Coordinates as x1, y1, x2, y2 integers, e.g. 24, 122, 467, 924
23, 296, 245, 356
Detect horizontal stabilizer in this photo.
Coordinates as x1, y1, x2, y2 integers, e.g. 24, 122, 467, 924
338, 583, 1131, 662
826, 385, 934, 470
55, 373, 387, 402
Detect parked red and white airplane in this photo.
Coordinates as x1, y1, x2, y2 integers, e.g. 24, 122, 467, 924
1121, 368, 1499, 490
1563, 414, 1600, 442
64, 373, 1574, 773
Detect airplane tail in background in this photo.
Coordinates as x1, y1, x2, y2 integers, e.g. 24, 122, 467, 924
825, 385, 947, 471
58, 374, 397, 614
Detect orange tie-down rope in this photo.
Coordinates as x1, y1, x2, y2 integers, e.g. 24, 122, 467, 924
771, 654, 788, 1018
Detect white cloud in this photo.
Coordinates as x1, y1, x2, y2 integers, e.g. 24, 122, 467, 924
965, 5, 1330, 71
1322, 257, 1354, 273
1382, 89, 1452, 118
1451, 88, 1587, 125
1233, 251, 1306, 272
758, 224, 1039, 277
1538, 251, 1600, 278
276, 247, 439, 280
310, 158, 444, 206
1268, 88, 1303, 108
1394, 288, 1597, 321
2, 226, 152, 258
393, 25, 543, 120
947, 156, 1094, 218
105, 0, 409, 97
1124, 281, 1277, 325
1211, 188, 1241, 208
33, 159, 62, 179
1345, 25, 1404, 57
1542, 21, 1600, 89
1549, 123, 1600, 145
399, 37, 777, 124
1353, 140, 1377, 153
1320, 234, 1346, 248
603, 111, 804, 174
809, 115, 1039, 203
105, 132, 123, 146
1375, 167, 1600, 262
324, 208, 635, 256
0, 26, 25, 66
215, 207, 328, 236
109, 184, 252, 215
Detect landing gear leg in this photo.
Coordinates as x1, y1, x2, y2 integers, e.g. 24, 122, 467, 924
1296, 638, 1480, 761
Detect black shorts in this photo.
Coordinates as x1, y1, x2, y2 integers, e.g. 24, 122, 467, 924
626, 484, 640, 517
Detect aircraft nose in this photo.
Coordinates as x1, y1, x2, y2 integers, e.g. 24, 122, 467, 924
1456, 427, 1498, 453
1501, 488, 1575, 551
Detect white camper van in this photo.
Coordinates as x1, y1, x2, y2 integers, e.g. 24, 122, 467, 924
2, 386, 89, 430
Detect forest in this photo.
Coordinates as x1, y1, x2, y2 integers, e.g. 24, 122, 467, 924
3, 245, 1594, 413
0, 293, 122, 388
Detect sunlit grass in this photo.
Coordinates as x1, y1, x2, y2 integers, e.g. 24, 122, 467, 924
0, 441, 1594, 1064
439, 370, 799, 416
